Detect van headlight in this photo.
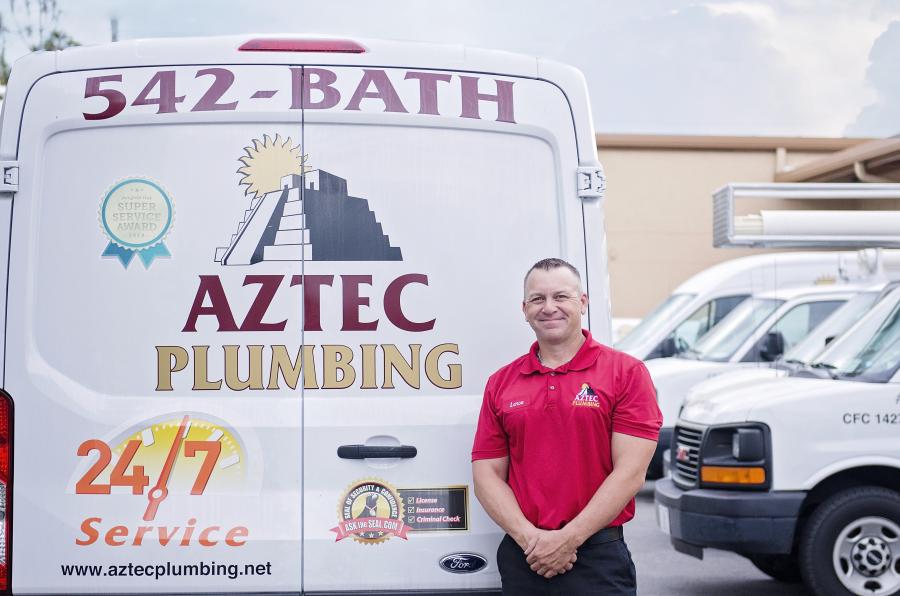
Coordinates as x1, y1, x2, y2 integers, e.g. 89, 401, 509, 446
699, 424, 770, 489
732, 427, 765, 461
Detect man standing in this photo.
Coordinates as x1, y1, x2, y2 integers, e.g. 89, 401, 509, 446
472, 258, 661, 595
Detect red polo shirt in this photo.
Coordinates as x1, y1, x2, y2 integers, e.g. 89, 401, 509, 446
472, 330, 661, 530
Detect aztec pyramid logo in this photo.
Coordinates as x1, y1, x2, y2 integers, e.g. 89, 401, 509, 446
572, 383, 601, 408
215, 134, 402, 265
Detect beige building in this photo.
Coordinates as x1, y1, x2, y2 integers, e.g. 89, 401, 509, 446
598, 134, 900, 318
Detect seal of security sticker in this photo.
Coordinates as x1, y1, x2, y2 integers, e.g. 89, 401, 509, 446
332, 478, 409, 545
99, 177, 174, 268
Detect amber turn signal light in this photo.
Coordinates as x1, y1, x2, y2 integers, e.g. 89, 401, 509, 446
700, 466, 766, 485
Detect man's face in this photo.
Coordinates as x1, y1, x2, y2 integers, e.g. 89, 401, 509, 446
522, 267, 588, 344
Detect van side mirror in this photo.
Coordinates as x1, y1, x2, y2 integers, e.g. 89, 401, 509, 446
656, 336, 678, 358
760, 331, 785, 362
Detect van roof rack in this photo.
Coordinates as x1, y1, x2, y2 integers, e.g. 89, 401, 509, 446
713, 183, 900, 248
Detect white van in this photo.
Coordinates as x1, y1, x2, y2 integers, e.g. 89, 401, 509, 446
677, 282, 896, 415
644, 283, 864, 478
0, 35, 610, 594
655, 284, 900, 596
615, 251, 895, 361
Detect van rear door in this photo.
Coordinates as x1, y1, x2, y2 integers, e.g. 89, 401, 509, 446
297, 66, 587, 592
3, 51, 595, 594
6, 63, 308, 594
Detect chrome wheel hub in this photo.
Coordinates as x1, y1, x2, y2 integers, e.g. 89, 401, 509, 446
833, 516, 900, 595
851, 535, 891, 577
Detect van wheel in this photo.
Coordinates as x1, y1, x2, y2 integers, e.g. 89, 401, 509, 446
747, 554, 802, 583
799, 487, 900, 596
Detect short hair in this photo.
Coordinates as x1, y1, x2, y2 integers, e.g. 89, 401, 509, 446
523, 258, 582, 293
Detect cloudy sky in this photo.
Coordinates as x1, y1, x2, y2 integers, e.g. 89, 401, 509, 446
3, 0, 898, 137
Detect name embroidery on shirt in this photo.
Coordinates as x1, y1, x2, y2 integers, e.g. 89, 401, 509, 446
508, 400, 526, 409
571, 383, 601, 408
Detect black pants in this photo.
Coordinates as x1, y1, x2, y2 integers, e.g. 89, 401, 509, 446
496, 531, 637, 595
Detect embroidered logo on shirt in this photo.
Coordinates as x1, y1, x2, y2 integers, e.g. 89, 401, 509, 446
508, 400, 527, 410
572, 383, 601, 408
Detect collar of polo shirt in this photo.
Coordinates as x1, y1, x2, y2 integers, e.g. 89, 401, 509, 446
520, 329, 602, 375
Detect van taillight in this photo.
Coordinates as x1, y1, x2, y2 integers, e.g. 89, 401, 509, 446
0, 391, 12, 593
238, 38, 366, 53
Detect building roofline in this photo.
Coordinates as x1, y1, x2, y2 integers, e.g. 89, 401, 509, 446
774, 137, 900, 182
595, 133, 873, 152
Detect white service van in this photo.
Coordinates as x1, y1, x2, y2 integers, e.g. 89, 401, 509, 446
655, 284, 900, 596
678, 282, 895, 414
0, 35, 611, 594
615, 250, 898, 361
644, 283, 865, 478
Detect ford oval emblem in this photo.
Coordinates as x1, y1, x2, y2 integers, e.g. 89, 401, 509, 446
439, 553, 488, 574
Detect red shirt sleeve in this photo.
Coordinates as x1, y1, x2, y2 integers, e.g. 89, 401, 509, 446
471, 377, 509, 461
611, 359, 662, 440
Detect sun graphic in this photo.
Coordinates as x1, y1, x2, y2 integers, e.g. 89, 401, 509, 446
237, 134, 310, 199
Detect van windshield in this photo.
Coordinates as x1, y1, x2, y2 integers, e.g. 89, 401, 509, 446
781, 291, 880, 366
812, 287, 900, 379
615, 293, 696, 353
686, 298, 783, 362
834, 305, 900, 383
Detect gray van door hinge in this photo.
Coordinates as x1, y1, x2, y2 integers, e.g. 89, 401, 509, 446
0, 162, 18, 193
577, 165, 606, 200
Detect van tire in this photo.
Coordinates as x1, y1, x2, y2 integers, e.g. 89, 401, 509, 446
798, 486, 900, 596
748, 554, 801, 583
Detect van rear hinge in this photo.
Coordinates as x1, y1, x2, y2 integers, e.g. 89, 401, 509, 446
577, 165, 606, 200
0, 162, 18, 193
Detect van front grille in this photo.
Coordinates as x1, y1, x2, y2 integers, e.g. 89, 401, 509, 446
672, 424, 705, 488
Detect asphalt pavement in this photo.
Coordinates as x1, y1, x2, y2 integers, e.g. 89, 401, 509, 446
630, 481, 810, 596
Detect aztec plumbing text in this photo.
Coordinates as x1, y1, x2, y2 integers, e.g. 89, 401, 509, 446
156, 274, 462, 392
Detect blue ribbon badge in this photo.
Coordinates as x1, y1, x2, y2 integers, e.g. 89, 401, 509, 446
100, 178, 174, 268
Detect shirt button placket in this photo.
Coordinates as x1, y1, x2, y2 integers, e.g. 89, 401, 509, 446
546, 373, 557, 408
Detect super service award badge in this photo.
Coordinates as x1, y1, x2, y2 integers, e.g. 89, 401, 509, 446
100, 177, 174, 268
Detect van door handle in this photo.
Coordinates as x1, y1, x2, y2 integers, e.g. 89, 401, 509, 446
337, 445, 418, 459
